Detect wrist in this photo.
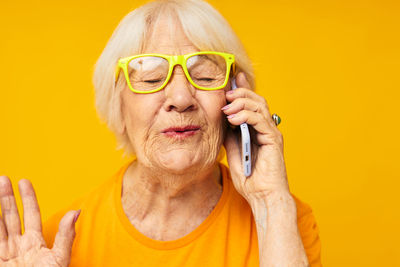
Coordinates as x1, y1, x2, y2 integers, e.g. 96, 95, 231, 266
265, 190, 296, 209
248, 188, 293, 206
249, 190, 297, 222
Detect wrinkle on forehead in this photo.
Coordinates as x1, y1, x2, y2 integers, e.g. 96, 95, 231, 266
143, 12, 199, 55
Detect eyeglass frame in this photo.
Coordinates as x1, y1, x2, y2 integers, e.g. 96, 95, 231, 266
115, 51, 236, 94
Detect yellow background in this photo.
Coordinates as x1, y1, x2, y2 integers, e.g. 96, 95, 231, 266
1, 0, 399, 266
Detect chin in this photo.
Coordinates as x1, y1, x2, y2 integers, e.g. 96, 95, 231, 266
156, 149, 208, 175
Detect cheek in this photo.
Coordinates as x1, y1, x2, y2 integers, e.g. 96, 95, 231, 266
201, 92, 227, 165
199, 91, 227, 124
197, 92, 227, 158
121, 90, 161, 139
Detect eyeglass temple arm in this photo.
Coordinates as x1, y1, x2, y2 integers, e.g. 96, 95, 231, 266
115, 64, 121, 82
231, 63, 237, 77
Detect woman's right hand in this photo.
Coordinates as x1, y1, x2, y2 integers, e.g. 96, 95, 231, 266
0, 176, 80, 267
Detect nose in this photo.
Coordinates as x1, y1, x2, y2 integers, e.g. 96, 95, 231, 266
162, 65, 197, 112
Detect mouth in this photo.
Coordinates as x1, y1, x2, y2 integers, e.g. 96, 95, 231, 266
162, 125, 201, 139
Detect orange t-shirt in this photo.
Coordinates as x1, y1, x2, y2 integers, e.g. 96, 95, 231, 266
43, 162, 322, 266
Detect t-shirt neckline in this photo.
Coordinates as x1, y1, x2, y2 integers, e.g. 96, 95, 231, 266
113, 161, 231, 250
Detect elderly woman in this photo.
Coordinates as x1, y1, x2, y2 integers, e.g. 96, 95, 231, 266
0, 0, 321, 266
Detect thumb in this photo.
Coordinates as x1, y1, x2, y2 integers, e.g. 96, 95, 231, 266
224, 127, 242, 177
52, 210, 80, 266
235, 72, 251, 89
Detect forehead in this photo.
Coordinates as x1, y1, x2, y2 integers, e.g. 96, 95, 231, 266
143, 15, 199, 55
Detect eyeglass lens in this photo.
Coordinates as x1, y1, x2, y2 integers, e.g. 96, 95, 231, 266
127, 54, 227, 91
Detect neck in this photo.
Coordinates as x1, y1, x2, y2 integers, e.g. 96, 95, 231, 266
121, 160, 223, 240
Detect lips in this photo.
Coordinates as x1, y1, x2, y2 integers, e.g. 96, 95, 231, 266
162, 125, 201, 138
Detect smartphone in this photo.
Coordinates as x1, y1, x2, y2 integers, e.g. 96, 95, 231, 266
231, 78, 252, 177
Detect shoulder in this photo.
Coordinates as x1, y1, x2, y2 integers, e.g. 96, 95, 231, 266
291, 194, 322, 267
292, 194, 313, 220
291, 194, 320, 239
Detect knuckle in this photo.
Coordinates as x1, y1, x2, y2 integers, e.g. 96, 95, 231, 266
262, 98, 270, 110
275, 131, 284, 144
238, 109, 247, 117
261, 97, 268, 105
0, 177, 11, 189
235, 87, 245, 95
257, 103, 266, 114
1, 196, 16, 212
242, 88, 252, 97
237, 98, 246, 108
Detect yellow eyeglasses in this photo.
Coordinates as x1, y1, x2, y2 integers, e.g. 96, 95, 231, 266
115, 51, 235, 94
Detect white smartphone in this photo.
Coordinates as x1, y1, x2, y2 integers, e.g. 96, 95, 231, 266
231, 78, 252, 177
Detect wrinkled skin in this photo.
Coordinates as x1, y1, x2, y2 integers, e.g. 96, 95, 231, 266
0, 177, 79, 267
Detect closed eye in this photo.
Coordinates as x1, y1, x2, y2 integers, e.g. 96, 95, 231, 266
196, 78, 215, 81
144, 79, 163, 83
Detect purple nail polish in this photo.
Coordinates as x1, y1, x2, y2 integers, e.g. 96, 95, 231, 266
227, 114, 235, 119
73, 209, 81, 224
221, 104, 231, 110
226, 90, 234, 95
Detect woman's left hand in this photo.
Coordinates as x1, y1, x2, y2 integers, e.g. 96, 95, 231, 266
223, 72, 290, 203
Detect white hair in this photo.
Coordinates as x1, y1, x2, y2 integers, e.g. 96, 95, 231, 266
93, 0, 255, 155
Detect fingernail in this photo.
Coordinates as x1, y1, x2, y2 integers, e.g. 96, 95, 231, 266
227, 114, 235, 119
73, 209, 81, 224
226, 90, 234, 95
221, 104, 231, 110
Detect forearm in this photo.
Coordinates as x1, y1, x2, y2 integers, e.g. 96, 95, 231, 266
250, 191, 309, 267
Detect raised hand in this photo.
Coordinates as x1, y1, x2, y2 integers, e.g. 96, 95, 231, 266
223, 72, 290, 202
223, 73, 311, 267
0, 176, 80, 267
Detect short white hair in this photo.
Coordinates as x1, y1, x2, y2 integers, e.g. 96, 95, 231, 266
93, 0, 255, 155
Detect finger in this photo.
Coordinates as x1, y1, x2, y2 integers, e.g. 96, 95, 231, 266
226, 87, 265, 103
222, 97, 268, 117
52, 210, 80, 265
227, 110, 269, 134
0, 176, 21, 237
235, 72, 251, 89
18, 179, 42, 234
227, 110, 282, 146
226, 84, 265, 105
225, 90, 276, 127
0, 214, 7, 257
0, 213, 6, 239
225, 88, 276, 127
